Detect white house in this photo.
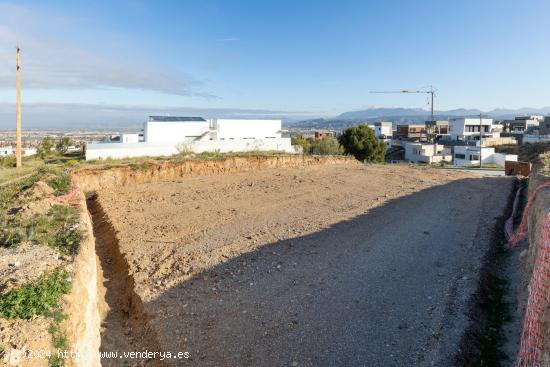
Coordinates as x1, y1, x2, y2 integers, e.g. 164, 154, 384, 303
372, 122, 392, 148
86, 116, 295, 160
453, 146, 517, 167
374, 121, 392, 137
0, 146, 13, 156
0, 146, 36, 157
404, 142, 452, 164
449, 118, 496, 141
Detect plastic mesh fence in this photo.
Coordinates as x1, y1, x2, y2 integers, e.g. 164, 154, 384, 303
47, 181, 81, 206
508, 181, 550, 367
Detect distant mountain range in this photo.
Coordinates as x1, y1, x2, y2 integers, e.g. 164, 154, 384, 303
338, 107, 550, 120
287, 107, 550, 131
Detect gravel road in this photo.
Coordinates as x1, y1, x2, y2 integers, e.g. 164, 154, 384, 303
95, 164, 513, 366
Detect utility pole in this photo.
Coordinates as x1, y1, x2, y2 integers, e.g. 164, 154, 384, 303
479, 113, 483, 168
15, 46, 22, 168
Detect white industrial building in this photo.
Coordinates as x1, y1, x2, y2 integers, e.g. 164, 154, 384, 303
86, 116, 295, 160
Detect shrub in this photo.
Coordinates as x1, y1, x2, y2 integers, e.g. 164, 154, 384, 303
291, 135, 343, 155
29, 205, 82, 255
0, 155, 16, 168
338, 125, 386, 162
47, 172, 71, 196
0, 171, 43, 210
0, 270, 71, 319
310, 138, 343, 155
37, 137, 55, 159
55, 137, 74, 154
128, 162, 152, 170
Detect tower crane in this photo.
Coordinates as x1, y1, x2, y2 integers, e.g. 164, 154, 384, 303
369, 86, 436, 123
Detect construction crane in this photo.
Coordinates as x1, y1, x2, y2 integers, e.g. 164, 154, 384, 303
370, 86, 436, 123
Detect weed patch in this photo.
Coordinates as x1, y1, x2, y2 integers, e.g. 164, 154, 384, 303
28, 205, 82, 255
47, 171, 71, 196
0, 270, 70, 319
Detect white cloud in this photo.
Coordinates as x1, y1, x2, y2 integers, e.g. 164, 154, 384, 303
0, 102, 314, 128
0, 3, 211, 97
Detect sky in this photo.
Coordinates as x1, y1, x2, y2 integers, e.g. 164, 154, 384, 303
0, 0, 549, 127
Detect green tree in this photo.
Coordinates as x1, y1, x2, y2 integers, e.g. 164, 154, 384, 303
310, 138, 343, 155
338, 125, 386, 162
37, 137, 55, 158
55, 137, 74, 154
291, 134, 312, 154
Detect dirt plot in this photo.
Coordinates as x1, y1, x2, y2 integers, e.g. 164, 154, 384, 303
93, 163, 513, 366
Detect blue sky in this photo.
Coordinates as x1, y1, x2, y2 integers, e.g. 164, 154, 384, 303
0, 0, 549, 126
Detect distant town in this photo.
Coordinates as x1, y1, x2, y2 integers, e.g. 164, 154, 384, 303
1, 114, 547, 173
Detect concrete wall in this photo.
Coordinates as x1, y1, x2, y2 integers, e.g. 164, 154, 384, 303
121, 134, 139, 143
524, 134, 550, 144
214, 119, 281, 139
144, 120, 210, 143
492, 153, 517, 166
85, 138, 295, 160
453, 146, 517, 167
483, 136, 517, 147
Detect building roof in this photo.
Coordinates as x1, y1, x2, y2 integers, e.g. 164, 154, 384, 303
148, 116, 206, 122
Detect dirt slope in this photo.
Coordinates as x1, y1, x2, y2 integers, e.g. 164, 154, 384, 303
93, 163, 513, 366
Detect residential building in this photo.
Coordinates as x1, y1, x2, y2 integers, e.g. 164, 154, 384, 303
314, 131, 335, 140
0, 146, 36, 157
374, 121, 392, 138
374, 121, 392, 148
541, 116, 550, 135
453, 146, 517, 167
449, 117, 494, 141
86, 116, 295, 160
519, 116, 550, 144
425, 120, 449, 136
395, 124, 426, 139
404, 142, 452, 164
523, 134, 550, 144
0, 146, 13, 156
503, 117, 540, 134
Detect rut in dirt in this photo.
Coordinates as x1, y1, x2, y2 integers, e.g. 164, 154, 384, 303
86, 193, 165, 366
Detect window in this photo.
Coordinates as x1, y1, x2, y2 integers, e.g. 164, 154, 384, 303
455, 154, 466, 159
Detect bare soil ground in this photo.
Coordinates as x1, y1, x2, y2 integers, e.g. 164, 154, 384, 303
93, 163, 513, 366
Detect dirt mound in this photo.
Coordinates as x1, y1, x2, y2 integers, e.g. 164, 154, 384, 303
30, 181, 54, 199
0, 243, 67, 293
0, 315, 52, 366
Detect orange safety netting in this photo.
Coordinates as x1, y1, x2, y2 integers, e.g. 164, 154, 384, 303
46, 181, 81, 206
508, 181, 550, 367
